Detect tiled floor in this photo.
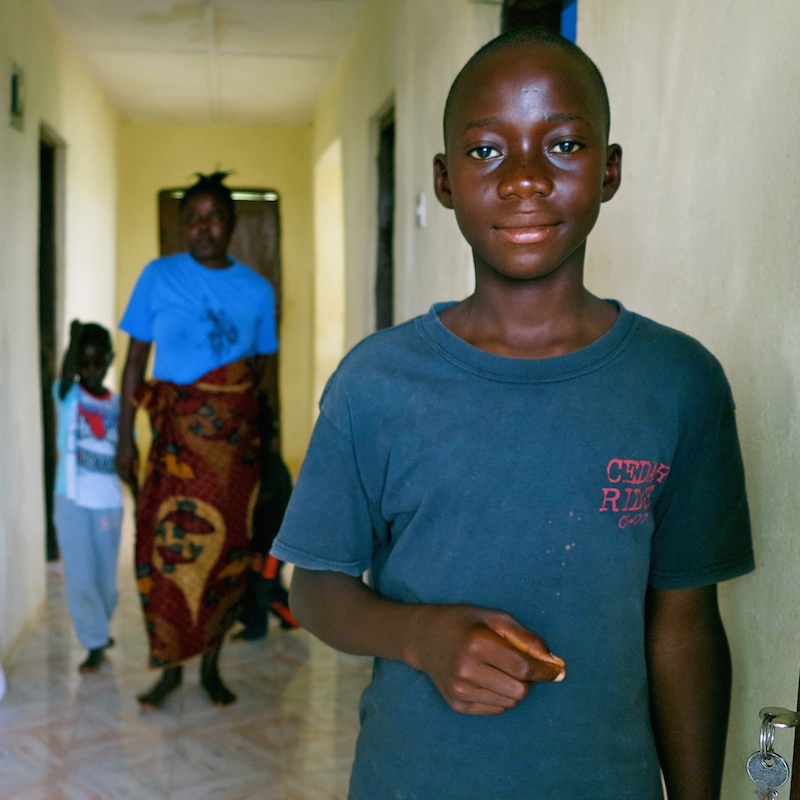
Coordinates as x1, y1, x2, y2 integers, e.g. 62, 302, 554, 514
0, 509, 372, 799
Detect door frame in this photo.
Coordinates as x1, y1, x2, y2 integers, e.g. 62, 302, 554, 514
38, 123, 66, 562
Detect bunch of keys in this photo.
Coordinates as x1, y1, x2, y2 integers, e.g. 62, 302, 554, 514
747, 706, 800, 799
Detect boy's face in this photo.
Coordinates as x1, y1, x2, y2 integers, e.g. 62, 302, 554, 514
434, 42, 621, 284
78, 345, 111, 395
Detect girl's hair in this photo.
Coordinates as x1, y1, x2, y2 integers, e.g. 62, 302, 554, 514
79, 323, 113, 356
179, 171, 235, 220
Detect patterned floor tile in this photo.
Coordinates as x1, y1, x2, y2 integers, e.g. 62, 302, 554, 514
0, 510, 372, 799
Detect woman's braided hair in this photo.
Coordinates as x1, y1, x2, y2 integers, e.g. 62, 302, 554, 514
179, 171, 235, 220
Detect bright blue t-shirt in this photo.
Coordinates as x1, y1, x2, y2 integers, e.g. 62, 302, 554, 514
120, 253, 278, 384
272, 302, 754, 800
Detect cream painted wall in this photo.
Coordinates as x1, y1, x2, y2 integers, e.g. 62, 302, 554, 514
579, 3, 800, 795
312, 0, 501, 348
0, 0, 118, 659
313, 139, 346, 410
115, 122, 314, 476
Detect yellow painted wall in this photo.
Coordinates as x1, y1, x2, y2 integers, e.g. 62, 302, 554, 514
579, 3, 800, 795
115, 122, 314, 476
0, 0, 118, 659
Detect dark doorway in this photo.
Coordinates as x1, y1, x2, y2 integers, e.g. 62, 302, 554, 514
158, 188, 283, 448
502, 0, 577, 39
375, 108, 395, 331
38, 131, 61, 561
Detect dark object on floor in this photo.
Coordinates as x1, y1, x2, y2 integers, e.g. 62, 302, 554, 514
257, 557, 300, 630
235, 557, 299, 640
235, 393, 299, 640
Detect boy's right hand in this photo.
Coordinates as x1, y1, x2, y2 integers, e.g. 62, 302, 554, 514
405, 605, 565, 716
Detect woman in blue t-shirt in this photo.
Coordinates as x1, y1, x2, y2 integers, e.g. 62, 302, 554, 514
117, 172, 279, 710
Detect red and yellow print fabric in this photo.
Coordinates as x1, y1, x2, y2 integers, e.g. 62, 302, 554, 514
134, 359, 260, 668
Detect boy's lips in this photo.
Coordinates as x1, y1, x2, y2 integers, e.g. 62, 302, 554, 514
494, 222, 560, 244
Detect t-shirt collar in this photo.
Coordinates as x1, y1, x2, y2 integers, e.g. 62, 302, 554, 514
415, 300, 637, 383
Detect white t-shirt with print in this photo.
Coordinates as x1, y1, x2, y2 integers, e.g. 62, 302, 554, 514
54, 383, 123, 510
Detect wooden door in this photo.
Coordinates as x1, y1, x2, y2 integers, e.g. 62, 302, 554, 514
158, 188, 282, 448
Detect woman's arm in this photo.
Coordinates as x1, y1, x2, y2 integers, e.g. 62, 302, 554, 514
290, 567, 565, 716
645, 584, 732, 800
115, 337, 152, 490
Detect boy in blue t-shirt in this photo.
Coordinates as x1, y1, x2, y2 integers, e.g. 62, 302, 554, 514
54, 320, 122, 673
272, 28, 753, 800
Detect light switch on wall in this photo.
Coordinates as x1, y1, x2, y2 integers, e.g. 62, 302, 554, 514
9, 62, 25, 131
415, 192, 427, 228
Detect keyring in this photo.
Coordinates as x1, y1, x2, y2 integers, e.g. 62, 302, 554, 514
760, 716, 776, 762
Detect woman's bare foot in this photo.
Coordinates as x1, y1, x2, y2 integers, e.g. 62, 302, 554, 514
200, 671, 237, 706
200, 641, 236, 706
137, 666, 183, 710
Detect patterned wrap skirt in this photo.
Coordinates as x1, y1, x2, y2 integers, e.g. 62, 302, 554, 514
133, 359, 260, 667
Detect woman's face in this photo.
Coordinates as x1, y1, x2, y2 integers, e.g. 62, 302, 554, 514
182, 193, 235, 268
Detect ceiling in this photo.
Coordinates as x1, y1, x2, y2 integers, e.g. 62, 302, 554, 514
43, 0, 371, 125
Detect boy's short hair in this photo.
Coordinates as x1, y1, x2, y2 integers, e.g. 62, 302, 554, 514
443, 26, 611, 142
180, 171, 235, 221
79, 323, 113, 356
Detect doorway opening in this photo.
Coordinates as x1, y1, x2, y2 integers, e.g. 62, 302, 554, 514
38, 127, 64, 562
375, 108, 395, 331
158, 187, 283, 448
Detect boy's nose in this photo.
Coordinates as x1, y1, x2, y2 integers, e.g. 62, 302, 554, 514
497, 155, 553, 200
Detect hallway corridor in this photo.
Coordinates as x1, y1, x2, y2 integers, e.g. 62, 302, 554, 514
0, 504, 372, 799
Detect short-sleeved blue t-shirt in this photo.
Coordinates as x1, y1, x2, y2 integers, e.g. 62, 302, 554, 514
120, 253, 278, 384
272, 302, 754, 800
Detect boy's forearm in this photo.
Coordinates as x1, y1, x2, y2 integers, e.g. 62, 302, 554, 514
645, 585, 732, 800
59, 323, 82, 398
289, 567, 425, 666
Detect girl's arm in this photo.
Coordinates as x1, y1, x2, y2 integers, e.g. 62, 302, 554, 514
290, 567, 565, 716
115, 337, 152, 490
645, 584, 731, 800
58, 319, 83, 399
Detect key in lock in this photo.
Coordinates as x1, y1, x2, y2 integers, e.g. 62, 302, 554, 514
746, 751, 790, 799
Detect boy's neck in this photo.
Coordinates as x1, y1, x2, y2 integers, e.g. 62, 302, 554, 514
439, 280, 618, 360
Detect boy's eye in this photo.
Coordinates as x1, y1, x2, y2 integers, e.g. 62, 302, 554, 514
551, 140, 583, 154
468, 145, 501, 160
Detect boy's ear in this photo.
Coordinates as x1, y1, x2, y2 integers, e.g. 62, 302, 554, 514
433, 154, 454, 209
601, 144, 622, 203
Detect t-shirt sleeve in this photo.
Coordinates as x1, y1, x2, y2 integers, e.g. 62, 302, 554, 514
256, 280, 279, 355
119, 262, 158, 342
270, 387, 374, 576
649, 362, 754, 589
52, 380, 76, 407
